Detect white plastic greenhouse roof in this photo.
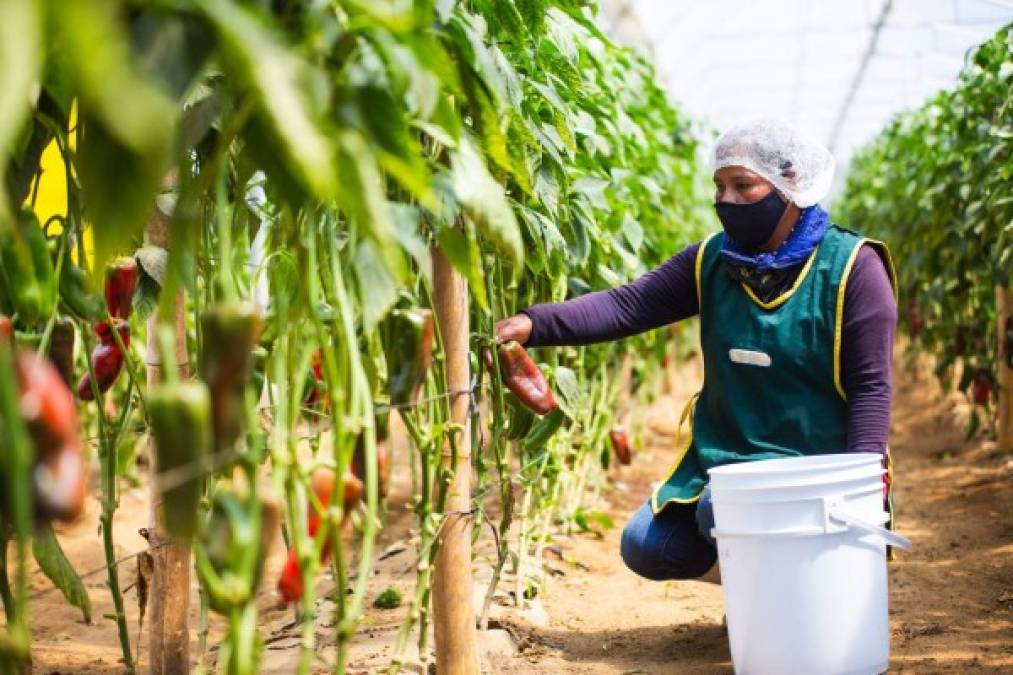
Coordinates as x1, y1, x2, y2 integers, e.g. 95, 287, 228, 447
601, 0, 1012, 186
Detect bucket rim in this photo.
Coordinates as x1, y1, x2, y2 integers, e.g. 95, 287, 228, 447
707, 453, 883, 478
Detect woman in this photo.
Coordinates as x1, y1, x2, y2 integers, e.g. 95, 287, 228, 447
495, 119, 898, 582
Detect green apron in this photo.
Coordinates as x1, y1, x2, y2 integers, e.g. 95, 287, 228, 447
651, 225, 896, 512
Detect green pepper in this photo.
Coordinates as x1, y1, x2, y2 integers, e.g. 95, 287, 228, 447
199, 302, 264, 452
522, 408, 565, 451
382, 307, 434, 405
149, 381, 212, 542
58, 262, 105, 322
0, 210, 57, 324
197, 487, 278, 614
505, 393, 535, 440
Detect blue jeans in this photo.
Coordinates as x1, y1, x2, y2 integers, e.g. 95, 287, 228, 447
620, 487, 717, 580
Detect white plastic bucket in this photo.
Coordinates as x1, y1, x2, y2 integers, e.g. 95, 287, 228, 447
708, 453, 911, 675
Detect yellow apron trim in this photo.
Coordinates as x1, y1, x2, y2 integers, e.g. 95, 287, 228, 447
695, 232, 720, 312
833, 239, 898, 400
650, 393, 704, 513
885, 446, 897, 562
739, 245, 821, 310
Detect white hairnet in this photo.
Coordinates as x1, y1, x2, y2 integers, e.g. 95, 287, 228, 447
712, 119, 835, 208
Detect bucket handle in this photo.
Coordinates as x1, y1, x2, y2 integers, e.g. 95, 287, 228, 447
828, 505, 911, 549
710, 497, 911, 549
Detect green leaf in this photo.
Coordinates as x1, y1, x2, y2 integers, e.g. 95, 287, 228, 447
53, 0, 175, 154
200, 0, 337, 200
435, 224, 488, 311
337, 131, 405, 279
354, 239, 402, 333
33, 523, 92, 622
553, 366, 579, 419
450, 136, 523, 266
78, 116, 169, 274
0, 0, 41, 212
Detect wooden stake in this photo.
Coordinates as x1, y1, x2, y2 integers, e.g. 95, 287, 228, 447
431, 246, 480, 674
145, 207, 192, 675
998, 285, 1012, 452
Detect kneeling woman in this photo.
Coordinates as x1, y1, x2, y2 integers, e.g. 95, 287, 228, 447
495, 119, 898, 581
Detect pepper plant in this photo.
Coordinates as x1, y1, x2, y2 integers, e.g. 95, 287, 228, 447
0, 1, 714, 673
836, 24, 1012, 433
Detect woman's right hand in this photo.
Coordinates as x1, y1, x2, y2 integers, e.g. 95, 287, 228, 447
494, 313, 533, 345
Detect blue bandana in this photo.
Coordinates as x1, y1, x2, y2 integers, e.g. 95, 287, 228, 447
720, 204, 830, 273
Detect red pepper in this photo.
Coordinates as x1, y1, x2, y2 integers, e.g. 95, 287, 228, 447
0, 315, 11, 345
15, 351, 87, 521
277, 467, 363, 604
303, 349, 328, 408
609, 426, 632, 466
485, 341, 557, 415
76, 320, 129, 401
971, 372, 992, 406
104, 257, 139, 320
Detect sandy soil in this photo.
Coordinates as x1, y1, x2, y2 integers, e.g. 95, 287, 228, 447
12, 354, 1013, 674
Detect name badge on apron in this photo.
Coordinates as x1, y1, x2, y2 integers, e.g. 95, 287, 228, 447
728, 348, 772, 367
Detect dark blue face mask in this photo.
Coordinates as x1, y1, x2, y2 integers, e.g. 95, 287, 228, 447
714, 190, 788, 251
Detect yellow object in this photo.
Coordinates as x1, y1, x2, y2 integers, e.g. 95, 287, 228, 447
23, 103, 93, 264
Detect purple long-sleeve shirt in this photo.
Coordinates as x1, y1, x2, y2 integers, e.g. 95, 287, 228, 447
522, 242, 897, 454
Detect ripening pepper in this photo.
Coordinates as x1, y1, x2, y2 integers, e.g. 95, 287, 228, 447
15, 351, 87, 521
58, 261, 105, 322
199, 302, 264, 452
104, 257, 139, 320
352, 433, 390, 498
0, 210, 57, 324
485, 341, 557, 415
383, 308, 434, 405
302, 348, 327, 408
149, 381, 212, 542
76, 320, 129, 401
609, 426, 632, 466
48, 319, 76, 387
0, 315, 12, 345
971, 372, 992, 406
277, 467, 363, 604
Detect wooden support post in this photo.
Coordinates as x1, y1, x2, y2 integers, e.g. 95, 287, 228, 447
145, 208, 191, 675
431, 246, 480, 674
998, 285, 1012, 452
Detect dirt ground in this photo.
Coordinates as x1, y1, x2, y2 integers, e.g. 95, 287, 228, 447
14, 354, 1013, 674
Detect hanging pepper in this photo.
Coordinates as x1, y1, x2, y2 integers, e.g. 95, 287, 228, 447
302, 348, 327, 408
58, 261, 105, 322
352, 435, 390, 498
522, 407, 565, 451
76, 320, 130, 401
48, 318, 76, 387
350, 406, 392, 496
199, 487, 280, 614
609, 426, 632, 466
15, 351, 87, 521
149, 381, 212, 542
277, 467, 363, 604
0, 210, 57, 324
0, 315, 12, 345
485, 341, 557, 415
971, 371, 992, 406
104, 257, 139, 320
383, 308, 434, 405
199, 302, 264, 452
505, 393, 536, 440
